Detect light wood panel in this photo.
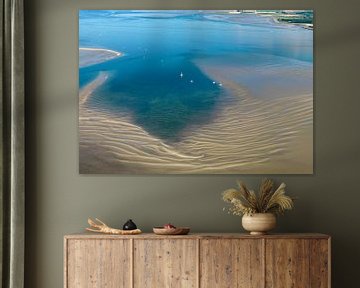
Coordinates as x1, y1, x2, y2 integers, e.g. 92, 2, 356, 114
265, 239, 310, 288
200, 239, 264, 288
133, 239, 198, 288
66, 239, 131, 288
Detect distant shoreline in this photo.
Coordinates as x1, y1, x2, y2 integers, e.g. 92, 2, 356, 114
269, 15, 313, 30
229, 10, 313, 30
79, 47, 123, 68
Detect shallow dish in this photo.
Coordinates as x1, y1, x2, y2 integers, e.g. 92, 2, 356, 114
153, 227, 190, 235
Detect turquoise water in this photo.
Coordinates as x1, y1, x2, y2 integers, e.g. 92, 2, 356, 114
79, 10, 313, 141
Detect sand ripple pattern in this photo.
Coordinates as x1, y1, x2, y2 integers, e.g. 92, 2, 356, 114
79, 73, 312, 174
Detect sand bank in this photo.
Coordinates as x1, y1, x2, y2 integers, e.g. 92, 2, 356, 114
79, 47, 123, 68
79, 65, 313, 174
79, 72, 108, 105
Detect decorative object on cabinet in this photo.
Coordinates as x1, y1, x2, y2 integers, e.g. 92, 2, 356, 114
242, 212, 277, 235
122, 219, 138, 230
86, 218, 142, 235
153, 226, 190, 235
222, 179, 294, 234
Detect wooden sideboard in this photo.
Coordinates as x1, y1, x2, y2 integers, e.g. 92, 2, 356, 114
64, 233, 330, 288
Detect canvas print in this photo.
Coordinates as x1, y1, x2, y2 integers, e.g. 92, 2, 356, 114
79, 10, 313, 174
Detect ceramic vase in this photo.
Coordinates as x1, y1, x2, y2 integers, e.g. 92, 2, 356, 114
242, 213, 276, 235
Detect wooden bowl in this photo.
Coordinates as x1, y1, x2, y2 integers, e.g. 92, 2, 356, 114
153, 227, 190, 235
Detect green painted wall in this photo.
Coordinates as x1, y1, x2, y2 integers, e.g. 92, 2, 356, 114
24, 0, 360, 287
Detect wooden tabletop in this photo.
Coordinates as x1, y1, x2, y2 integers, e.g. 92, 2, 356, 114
65, 232, 330, 240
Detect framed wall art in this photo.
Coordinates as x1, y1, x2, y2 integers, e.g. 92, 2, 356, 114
79, 10, 313, 174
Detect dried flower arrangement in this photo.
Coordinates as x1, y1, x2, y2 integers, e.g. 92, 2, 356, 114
222, 179, 294, 216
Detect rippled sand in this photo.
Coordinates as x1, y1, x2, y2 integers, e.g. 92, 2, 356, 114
79, 65, 313, 174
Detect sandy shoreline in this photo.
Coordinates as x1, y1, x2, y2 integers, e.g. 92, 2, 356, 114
79, 47, 123, 68
79, 63, 313, 174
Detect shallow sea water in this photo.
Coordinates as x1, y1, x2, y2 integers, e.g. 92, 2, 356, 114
79, 10, 313, 141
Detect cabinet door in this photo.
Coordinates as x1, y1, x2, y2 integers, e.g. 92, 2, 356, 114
134, 239, 198, 288
66, 239, 131, 288
266, 239, 310, 288
309, 239, 330, 288
200, 239, 264, 288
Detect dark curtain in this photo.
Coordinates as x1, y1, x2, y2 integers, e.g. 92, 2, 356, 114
1, 0, 24, 287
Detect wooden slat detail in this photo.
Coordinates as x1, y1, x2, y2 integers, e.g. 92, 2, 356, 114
67, 239, 131, 288
265, 239, 310, 288
64, 238, 68, 288
196, 239, 200, 288
310, 239, 329, 288
133, 239, 197, 288
200, 239, 264, 288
